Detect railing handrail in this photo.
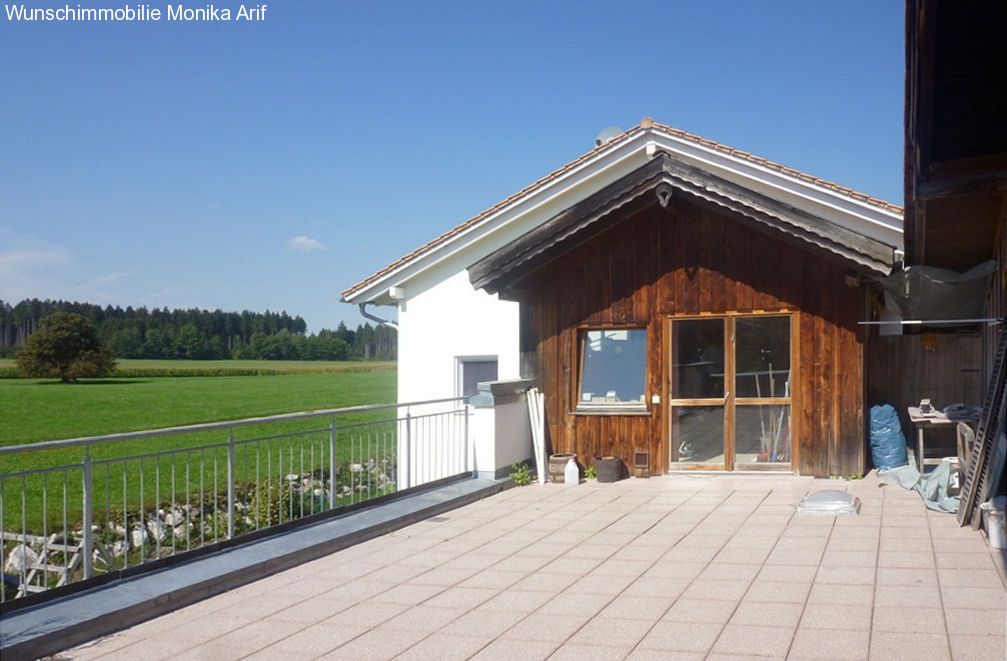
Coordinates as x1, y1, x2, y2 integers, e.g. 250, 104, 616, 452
0, 396, 467, 455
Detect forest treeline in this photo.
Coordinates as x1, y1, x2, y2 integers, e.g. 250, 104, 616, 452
0, 299, 396, 361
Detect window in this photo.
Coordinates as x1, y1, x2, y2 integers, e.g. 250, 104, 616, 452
457, 357, 498, 398
578, 328, 647, 410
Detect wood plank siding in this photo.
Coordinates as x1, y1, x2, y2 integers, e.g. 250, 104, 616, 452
516, 198, 866, 477
866, 333, 983, 463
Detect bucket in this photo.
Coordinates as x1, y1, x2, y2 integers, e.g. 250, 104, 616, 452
548, 453, 576, 484
594, 456, 624, 483
980, 496, 1007, 550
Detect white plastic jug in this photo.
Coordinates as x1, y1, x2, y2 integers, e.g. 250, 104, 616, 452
564, 458, 579, 486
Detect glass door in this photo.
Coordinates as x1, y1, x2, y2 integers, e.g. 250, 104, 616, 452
669, 318, 728, 468
669, 314, 793, 471
733, 316, 792, 468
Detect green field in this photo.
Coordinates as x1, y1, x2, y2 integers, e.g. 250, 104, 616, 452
0, 370, 396, 446
0, 365, 399, 535
0, 358, 395, 378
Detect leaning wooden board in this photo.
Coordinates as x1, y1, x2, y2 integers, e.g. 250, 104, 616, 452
957, 329, 1006, 529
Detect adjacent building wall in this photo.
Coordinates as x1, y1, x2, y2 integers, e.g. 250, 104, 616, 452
396, 270, 521, 403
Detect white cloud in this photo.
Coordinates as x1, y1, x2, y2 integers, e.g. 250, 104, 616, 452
287, 235, 326, 252
69, 272, 131, 300
0, 246, 73, 301
0, 246, 72, 274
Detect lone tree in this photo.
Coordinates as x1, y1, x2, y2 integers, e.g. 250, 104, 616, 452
16, 312, 116, 382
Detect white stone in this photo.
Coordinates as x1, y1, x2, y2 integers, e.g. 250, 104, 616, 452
130, 525, 148, 548
163, 509, 186, 526
4, 544, 38, 574
147, 517, 168, 540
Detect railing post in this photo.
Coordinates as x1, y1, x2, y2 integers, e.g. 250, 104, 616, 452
328, 420, 337, 511
226, 428, 235, 540
403, 407, 412, 489
464, 401, 473, 477
81, 448, 93, 579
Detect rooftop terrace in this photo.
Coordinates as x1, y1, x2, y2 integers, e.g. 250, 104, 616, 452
58, 473, 1006, 661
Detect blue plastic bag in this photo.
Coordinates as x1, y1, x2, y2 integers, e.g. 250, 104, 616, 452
870, 404, 909, 471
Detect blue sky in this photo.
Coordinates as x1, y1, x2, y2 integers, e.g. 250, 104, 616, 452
0, 1, 904, 331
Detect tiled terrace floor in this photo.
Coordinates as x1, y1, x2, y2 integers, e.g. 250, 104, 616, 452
60, 473, 1006, 660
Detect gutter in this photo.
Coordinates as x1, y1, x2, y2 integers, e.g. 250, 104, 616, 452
358, 303, 398, 330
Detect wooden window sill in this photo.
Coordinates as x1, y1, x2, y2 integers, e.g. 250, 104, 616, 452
571, 408, 651, 417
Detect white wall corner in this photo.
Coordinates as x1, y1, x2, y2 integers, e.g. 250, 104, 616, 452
470, 379, 534, 479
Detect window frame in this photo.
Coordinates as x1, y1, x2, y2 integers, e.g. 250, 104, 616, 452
455, 355, 498, 399
573, 325, 650, 415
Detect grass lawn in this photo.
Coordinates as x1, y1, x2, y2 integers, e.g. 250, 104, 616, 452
0, 369, 398, 533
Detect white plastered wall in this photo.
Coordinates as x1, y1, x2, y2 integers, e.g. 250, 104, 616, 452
396, 270, 520, 404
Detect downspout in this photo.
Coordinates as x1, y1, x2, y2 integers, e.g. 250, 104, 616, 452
358, 303, 398, 330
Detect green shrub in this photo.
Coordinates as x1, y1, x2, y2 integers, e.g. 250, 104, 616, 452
509, 462, 534, 486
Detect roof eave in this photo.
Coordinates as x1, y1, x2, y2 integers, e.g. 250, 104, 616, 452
470, 154, 896, 295
342, 123, 903, 303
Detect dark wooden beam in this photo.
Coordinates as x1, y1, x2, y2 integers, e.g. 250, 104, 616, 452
916, 171, 1007, 201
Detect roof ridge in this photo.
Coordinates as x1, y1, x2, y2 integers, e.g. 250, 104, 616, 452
649, 121, 903, 214
342, 121, 901, 299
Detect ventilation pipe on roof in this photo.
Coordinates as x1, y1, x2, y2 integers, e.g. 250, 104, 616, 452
358, 303, 398, 330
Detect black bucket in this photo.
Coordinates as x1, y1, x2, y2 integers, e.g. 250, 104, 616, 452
595, 456, 624, 483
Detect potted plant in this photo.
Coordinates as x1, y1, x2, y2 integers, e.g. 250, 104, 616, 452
548, 453, 577, 483
594, 456, 624, 483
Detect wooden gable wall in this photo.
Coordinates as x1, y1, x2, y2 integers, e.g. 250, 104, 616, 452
518, 197, 866, 477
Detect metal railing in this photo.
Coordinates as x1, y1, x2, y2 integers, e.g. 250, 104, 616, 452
0, 398, 470, 603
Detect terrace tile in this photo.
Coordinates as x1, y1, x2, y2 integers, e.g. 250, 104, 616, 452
637, 620, 723, 652
680, 578, 751, 602
261, 622, 369, 656
710, 622, 795, 657
322, 627, 429, 659
943, 607, 1007, 636
664, 597, 740, 624
871, 605, 945, 633
500, 612, 590, 642
598, 594, 674, 621
799, 602, 871, 630
381, 604, 468, 632
947, 634, 1007, 661
570, 616, 654, 646
789, 627, 870, 659
873, 566, 938, 586
743, 579, 812, 604
394, 633, 491, 661
730, 600, 804, 628
869, 631, 950, 661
